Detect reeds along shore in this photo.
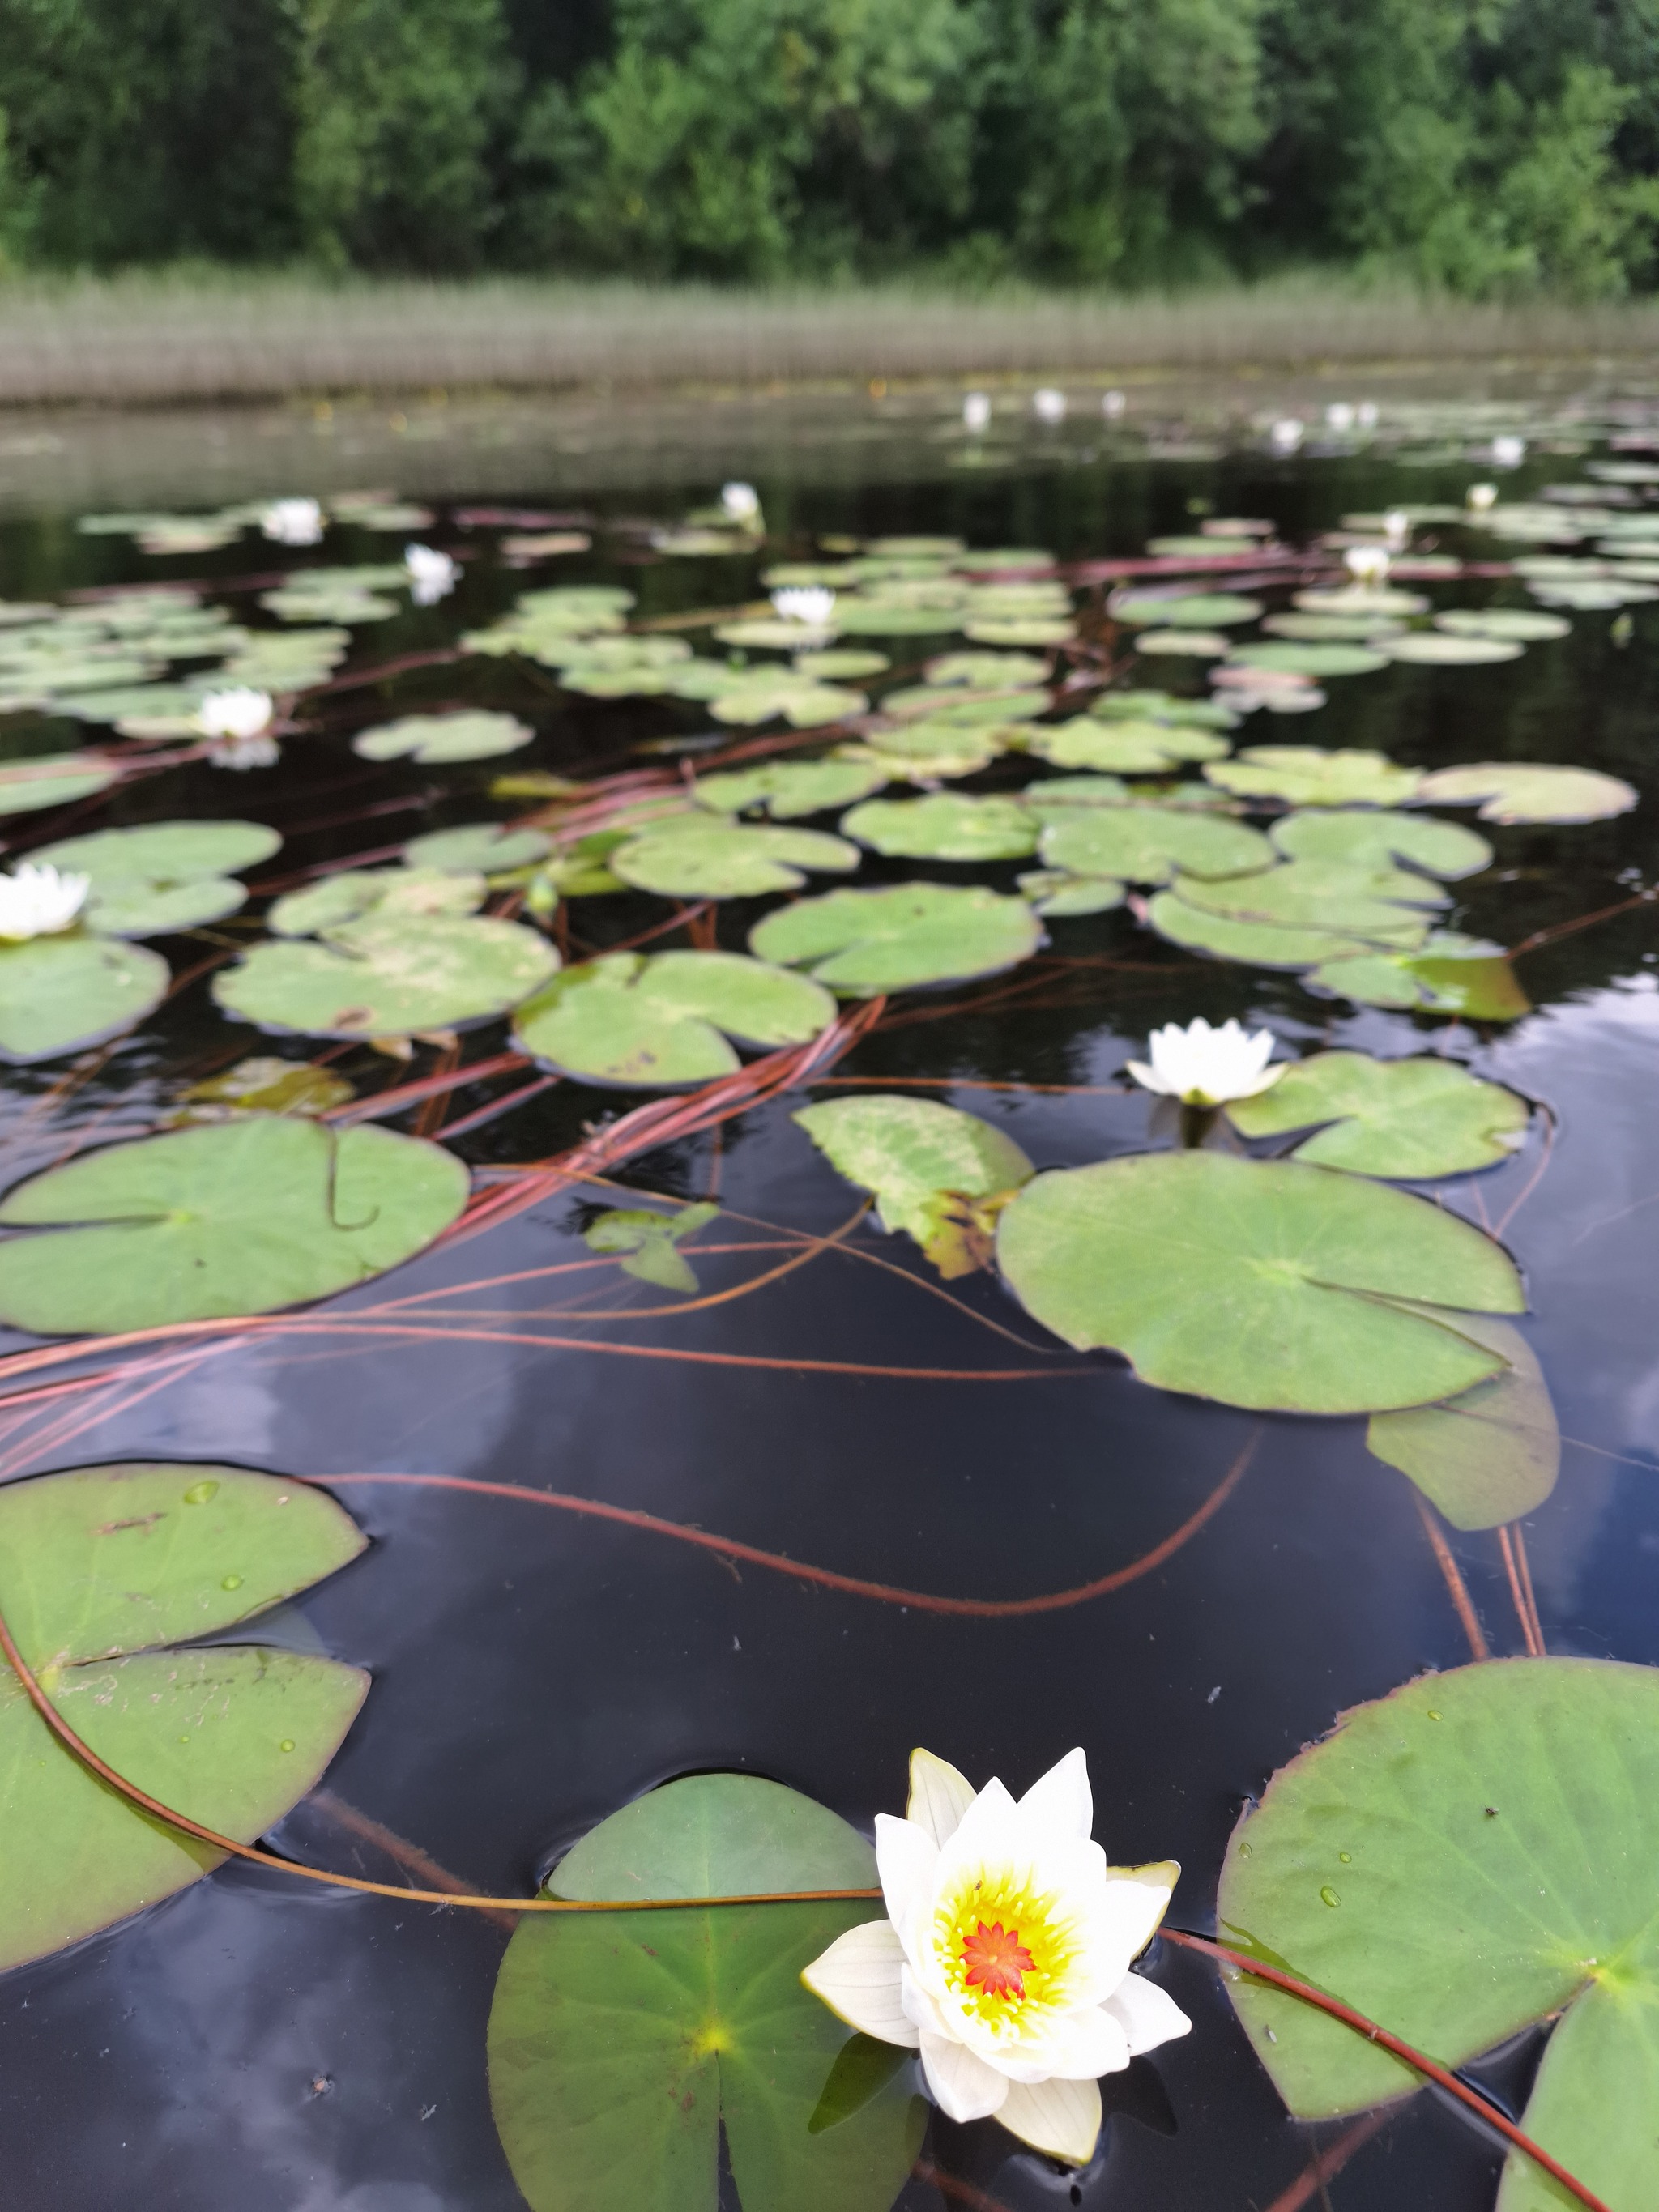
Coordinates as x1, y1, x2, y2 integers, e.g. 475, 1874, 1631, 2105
2, 274, 1659, 406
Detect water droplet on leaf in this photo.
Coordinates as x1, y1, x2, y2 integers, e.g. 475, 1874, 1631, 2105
1320, 1886, 1341, 1907
182, 1480, 220, 1505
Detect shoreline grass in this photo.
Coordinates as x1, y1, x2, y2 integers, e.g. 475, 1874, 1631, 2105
2, 271, 1659, 406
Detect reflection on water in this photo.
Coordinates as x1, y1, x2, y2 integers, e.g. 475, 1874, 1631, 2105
0, 384, 1657, 2210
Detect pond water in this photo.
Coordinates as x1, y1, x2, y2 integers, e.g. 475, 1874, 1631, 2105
0, 383, 1656, 2212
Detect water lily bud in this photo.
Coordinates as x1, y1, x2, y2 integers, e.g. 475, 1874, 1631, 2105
194, 687, 275, 742
404, 543, 459, 607
1269, 418, 1304, 455
962, 391, 992, 433
261, 497, 324, 547
1491, 435, 1526, 468
1344, 544, 1392, 587
720, 481, 761, 523
1032, 387, 1067, 424
1382, 509, 1411, 550
1466, 482, 1499, 512
770, 586, 836, 628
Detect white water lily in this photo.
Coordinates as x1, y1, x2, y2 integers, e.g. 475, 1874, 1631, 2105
1382, 508, 1411, 549
1344, 543, 1391, 587
770, 586, 836, 627
261, 497, 324, 547
802, 1748, 1188, 2166
1491, 434, 1526, 468
405, 543, 459, 607
1033, 387, 1067, 424
1269, 418, 1304, 455
963, 390, 992, 433
1128, 1016, 1284, 1107
0, 861, 89, 940
1101, 389, 1126, 419
1466, 481, 1498, 512
1325, 402, 1355, 433
720, 480, 761, 523
195, 687, 275, 743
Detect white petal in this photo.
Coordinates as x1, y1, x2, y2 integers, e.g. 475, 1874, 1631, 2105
1016, 1746, 1091, 1840
1102, 1971, 1192, 2056
800, 1920, 919, 2048
906, 1748, 977, 1849
1126, 1059, 1170, 1095
874, 1812, 938, 1937
900, 1960, 953, 2039
1102, 1860, 1179, 1958
945, 1774, 1017, 1858
998, 2004, 1129, 2083
918, 2031, 1009, 2122
996, 2075, 1102, 2165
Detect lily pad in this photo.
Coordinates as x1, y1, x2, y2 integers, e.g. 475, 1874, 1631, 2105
610, 818, 859, 899
0, 935, 170, 1063
1366, 1315, 1559, 1528
840, 794, 1038, 861
584, 1201, 720, 1292
1264, 614, 1407, 642
693, 759, 891, 820
1016, 869, 1127, 916
1227, 642, 1389, 677
0, 752, 120, 816
923, 650, 1049, 688
1310, 936, 1532, 1021
962, 617, 1075, 647
34, 820, 281, 936
353, 711, 535, 765
1215, 1658, 1659, 2211
514, 952, 834, 1088
1414, 762, 1637, 825
1019, 775, 1131, 814
268, 866, 485, 938
1134, 630, 1231, 657
403, 824, 553, 874
1292, 587, 1429, 618
794, 650, 889, 680
488, 1773, 923, 2212
216, 912, 557, 1038
1031, 720, 1231, 774
996, 1151, 1524, 1413
795, 1095, 1034, 1274
750, 882, 1043, 996
1148, 894, 1383, 970
1111, 592, 1264, 628
710, 677, 866, 728
1170, 861, 1442, 942
835, 602, 965, 638
1205, 748, 1423, 808
1095, 691, 1237, 730
1228, 1051, 1529, 1177
881, 685, 1048, 727
1382, 633, 1523, 666
1039, 806, 1273, 885
1435, 608, 1572, 642
0, 1116, 468, 1334
1270, 809, 1491, 879
0, 1460, 369, 1971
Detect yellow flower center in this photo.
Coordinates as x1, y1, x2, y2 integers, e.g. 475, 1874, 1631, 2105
932, 1862, 1081, 2038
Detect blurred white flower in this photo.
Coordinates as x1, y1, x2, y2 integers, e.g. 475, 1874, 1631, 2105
1269, 418, 1304, 455
770, 586, 836, 627
1325, 403, 1355, 433
1101, 389, 1126, 419
261, 497, 324, 547
962, 391, 992, 433
1491, 435, 1526, 468
1033, 387, 1067, 423
1466, 482, 1499, 512
801, 1747, 1188, 2167
1344, 544, 1392, 587
1128, 1017, 1284, 1107
194, 688, 275, 742
1382, 508, 1411, 550
0, 861, 88, 940
720, 481, 761, 523
404, 543, 459, 607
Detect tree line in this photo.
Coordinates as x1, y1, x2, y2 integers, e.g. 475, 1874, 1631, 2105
3, 0, 1658, 295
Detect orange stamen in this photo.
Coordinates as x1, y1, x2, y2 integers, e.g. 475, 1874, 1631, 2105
962, 1920, 1034, 2001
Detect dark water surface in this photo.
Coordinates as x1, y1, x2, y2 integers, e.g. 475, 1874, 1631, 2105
1, 386, 1657, 2211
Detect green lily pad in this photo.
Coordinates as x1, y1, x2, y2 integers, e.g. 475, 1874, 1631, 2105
0, 935, 171, 1063
1094, 691, 1237, 730
1435, 608, 1572, 641
0, 1460, 368, 1971
488, 1772, 923, 2212
881, 685, 1048, 726
1206, 748, 1423, 808
962, 617, 1075, 647
1019, 775, 1131, 814
262, 587, 398, 624
1292, 587, 1429, 618
1170, 861, 1442, 942
611, 817, 859, 899
0, 753, 120, 817
714, 620, 840, 651
1228, 1051, 1529, 1177
353, 711, 535, 765
1366, 1315, 1559, 1528
750, 882, 1043, 996
795, 1095, 1034, 1274
1111, 593, 1264, 628
996, 1151, 1523, 1413
1148, 893, 1383, 970
1134, 630, 1231, 657
216, 911, 557, 1038
1031, 719, 1232, 774
269, 866, 485, 938
854, 724, 1006, 778
584, 1201, 720, 1293
835, 603, 965, 638
840, 793, 1038, 861
1383, 633, 1524, 666
0, 1116, 468, 1335
1016, 869, 1127, 916
34, 820, 280, 937
514, 952, 834, 1088
1215, 1658, 1659, 2211
693, 759, 891, 820
1264, 614, 1408, 641
177, 1055, 355, 1120
709, 677, 867, 727
1227, 642, 1390, 677
1039, 805, 1273, 885
1310, 936, 1532, 1020
1415, 762, 1637, 825
793, 650, 889, 680
923, 650, 1049, 688
1271, 809, 1491, 879
403, 824, 553, 874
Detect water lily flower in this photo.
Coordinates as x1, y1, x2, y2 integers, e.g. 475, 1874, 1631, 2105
1466, 481, 1498, 512
261, 497, 324, 547
1382, 508, 1410, 550
1269, 418, 1304, 454
720, 481, 761, 524
1033, 387, 1067, 424
770, 586, 836, 627
195, 687, 275, 743
1128, 1017, 1284, 1107
1491, 435, 1526, 468
1101, 389, 1126, 419
0, 861, 89, 940
1344, 544, 1391, 587
963, 391, 992, 433
802, 1748, 1188, 2165
404, 543, 459, 607
1325, 402, 1354, 433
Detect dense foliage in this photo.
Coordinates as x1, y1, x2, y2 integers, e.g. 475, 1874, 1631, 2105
3, 0, 1659, 292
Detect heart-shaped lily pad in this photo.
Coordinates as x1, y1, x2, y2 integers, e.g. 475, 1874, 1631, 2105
1216, 1658, 1659, 2210
840, 793, 1038, 861
1016, 869, 1128, 916
795, 1095, 1034, 1274
1148, 894, 1384, 970
1031, 720, 1231, 774
1170, 861, 1441, 942
34, 820, 281, 936
1310, 936, 1532, 1020
514, 951, 834, 1087
1205, 748, 1424, 808
0, 752, 121, 816
693, 759, 891, 820
611, 818, 860, 899
750, 882, 1043, 995
584, 1201, 719, 1292
0, 1115, 468, 1334
268, 866, 485, 938
881, 684, 1048, 727
0, 1460, 369, 1971
403, 824, 553, 874
708, 676, 867, 727
1039, 806, 1273, 885
1366, 1314, 1559, 1528
353, 711, 535, 765
1270, 809, 1491, 879
0, 936, 171, 1063
488, 1773, 922, 2212
1414, 762, 1637, 824
1228, 1051, 1529, 1177
216, 911, 557, 1038
996, 1151, 1523, 1413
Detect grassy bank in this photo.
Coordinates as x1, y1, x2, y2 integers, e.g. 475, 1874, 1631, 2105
2, 271, 1659, 406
